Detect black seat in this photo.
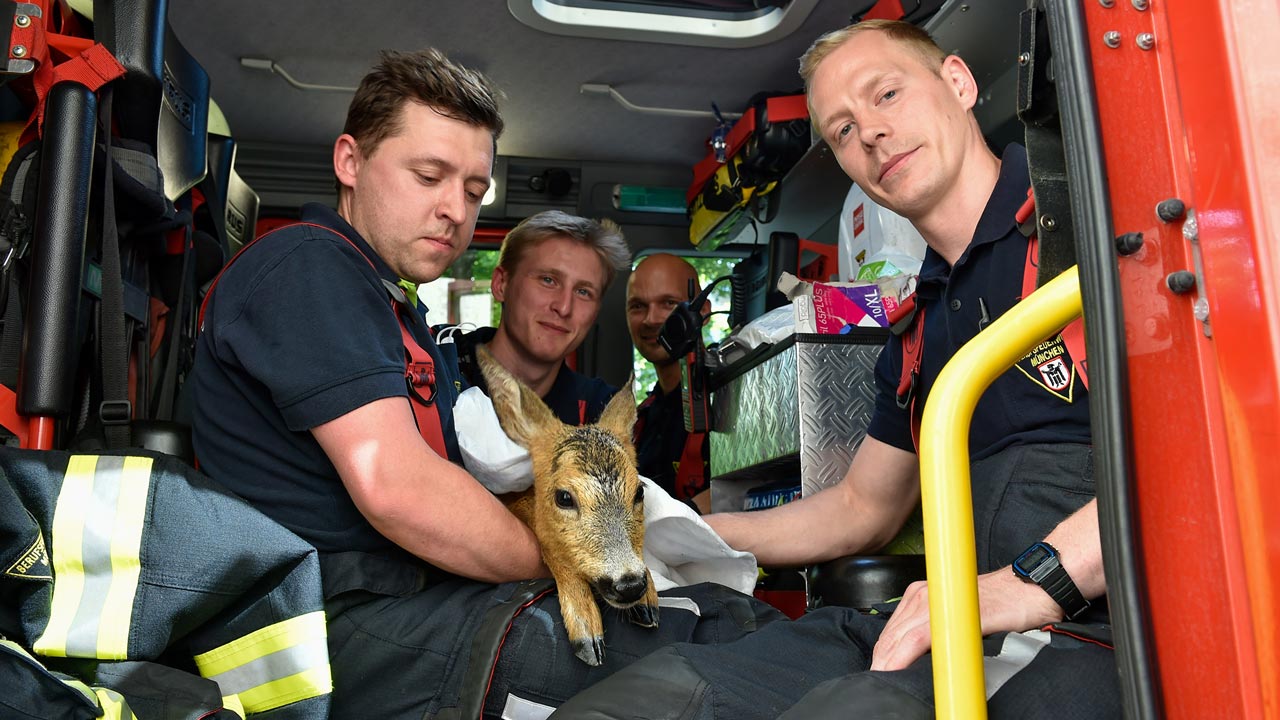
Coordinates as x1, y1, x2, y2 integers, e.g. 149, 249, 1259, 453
808, 554, 927, 611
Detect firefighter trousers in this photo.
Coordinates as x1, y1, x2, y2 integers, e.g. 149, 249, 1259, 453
320, 551, 785, 720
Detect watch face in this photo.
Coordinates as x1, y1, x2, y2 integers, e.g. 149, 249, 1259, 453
1016, 544, 1053, 573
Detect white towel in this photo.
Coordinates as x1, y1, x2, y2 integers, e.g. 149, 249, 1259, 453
454, 386, 758, 595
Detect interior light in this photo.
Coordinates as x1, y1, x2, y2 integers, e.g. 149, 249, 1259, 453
482, 178, 498, 207
508, 0, 818, 48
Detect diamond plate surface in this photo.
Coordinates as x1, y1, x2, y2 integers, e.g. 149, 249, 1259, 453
797, 339, 883, 497
710, 347, 799, 478
710, 334, 886, 492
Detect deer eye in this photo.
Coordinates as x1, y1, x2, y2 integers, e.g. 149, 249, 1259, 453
555, 489, 577, 510
634, 485, 644, 504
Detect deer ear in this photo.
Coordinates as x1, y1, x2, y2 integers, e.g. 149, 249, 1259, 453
477, 346, 562, 448
597, 374, 638, 443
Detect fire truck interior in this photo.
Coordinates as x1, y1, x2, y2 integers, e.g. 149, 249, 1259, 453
0, 0, 1276, 718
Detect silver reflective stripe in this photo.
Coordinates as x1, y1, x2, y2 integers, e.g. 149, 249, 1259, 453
502, 693, 556, 720
93, 686, 135, 720
658, 596, 701, 616
35, 455, 151, 659
66, 455, 126, 656
204, 636, 330, 696
984, 629, 1051, 699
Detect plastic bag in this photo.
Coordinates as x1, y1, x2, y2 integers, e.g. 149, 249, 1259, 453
836, 182, 927, 282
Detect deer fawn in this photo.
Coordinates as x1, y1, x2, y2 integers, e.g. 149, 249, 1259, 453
477, 347, 659, 666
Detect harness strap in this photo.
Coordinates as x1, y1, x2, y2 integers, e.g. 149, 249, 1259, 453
199, 222, 450, 458
396, 302, 448, 458
633, 391, 706, 501
675, 431, 707, 501
1019, 193, 1089, 391
13, 7, 124, 145
895, 305, 925, 452
892, 190, 1089, 453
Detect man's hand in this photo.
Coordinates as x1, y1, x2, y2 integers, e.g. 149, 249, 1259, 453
869, 567, 1062, 671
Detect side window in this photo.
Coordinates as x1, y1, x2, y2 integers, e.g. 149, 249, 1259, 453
416, 248, 502, 328
631, 253, 738, 394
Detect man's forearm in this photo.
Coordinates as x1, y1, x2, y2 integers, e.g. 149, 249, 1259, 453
966, 496, 1106, 637
707, 437, 920, 567
1043, 498, 1105, 599
359, 457, 547, 582
313, 397, 548, 583
707, 481, 898, 566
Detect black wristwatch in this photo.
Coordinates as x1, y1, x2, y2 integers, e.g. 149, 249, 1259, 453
1012, 541, 1090, 620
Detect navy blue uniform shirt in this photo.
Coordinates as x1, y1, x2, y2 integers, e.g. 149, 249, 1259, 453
447, 325, 616, 425
866, 144, 1091, 459
635, 382, 709, 502
192, 203, 462, 562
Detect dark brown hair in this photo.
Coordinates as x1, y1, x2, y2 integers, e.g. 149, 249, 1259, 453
343, 48, 504, 158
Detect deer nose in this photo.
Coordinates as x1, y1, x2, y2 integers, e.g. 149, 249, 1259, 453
601, 573, 647, 604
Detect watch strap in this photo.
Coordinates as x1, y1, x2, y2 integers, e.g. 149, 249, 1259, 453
1039, 561, 1090, 620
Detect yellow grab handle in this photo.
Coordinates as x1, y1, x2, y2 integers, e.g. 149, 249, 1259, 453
919, 266, 1084, 719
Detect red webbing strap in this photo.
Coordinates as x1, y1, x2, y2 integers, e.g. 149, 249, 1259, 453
1019, 194, 1089, 391
675, 431, 706, 501
890, 289, 925, 453
898, 308, 925, 453
14, 5, 125, 145
198, 222, 451, 456
398, 307, 448, 459
578, 399, 587, 425
0, 384, 30, 446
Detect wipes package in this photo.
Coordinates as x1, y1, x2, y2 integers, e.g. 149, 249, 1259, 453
810, 281, 887, 332
781, 272, 890, 334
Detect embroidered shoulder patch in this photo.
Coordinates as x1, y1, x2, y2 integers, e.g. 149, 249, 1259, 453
5, 533, 52, 581
1015, 334, 1076, 402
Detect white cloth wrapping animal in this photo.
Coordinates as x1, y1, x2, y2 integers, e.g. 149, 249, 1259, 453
453, 386, 758, 595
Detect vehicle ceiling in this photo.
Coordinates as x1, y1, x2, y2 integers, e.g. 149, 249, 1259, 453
170, 1, 869, 167
167, 1, 881, 213
167, 1, 1022, 225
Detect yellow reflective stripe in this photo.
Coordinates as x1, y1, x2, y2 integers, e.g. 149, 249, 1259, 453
222, 693, 246, 718
33, 454, 96, 658
98, 455, 151, 657
58, 677, 99, 707
33, 455, 152, 660
236, 665, 333, 713
193, 611, 326, 676
193, 611, 332, 713
93, 687, 133, 720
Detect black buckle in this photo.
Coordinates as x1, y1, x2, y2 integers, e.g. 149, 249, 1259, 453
405, 365, 437, 406
99, 400, 132, 426
895, 371, 917, 411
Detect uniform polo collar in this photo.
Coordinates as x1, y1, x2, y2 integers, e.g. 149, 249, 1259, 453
299, 203, 402, 285
916, 143, 1029, 295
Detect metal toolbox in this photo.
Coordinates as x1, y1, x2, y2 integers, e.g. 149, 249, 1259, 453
708, 330, 888, 512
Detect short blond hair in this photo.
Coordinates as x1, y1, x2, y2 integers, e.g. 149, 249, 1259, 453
799, 19, 947, 91
498, 211, 631, 290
